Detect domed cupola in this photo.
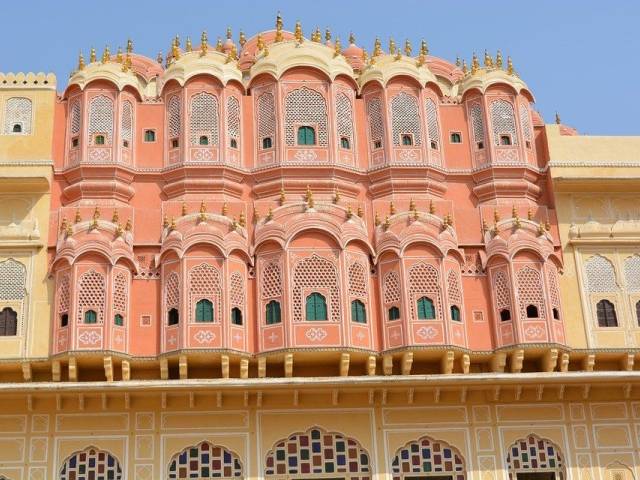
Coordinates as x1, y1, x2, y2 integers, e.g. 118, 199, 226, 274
341, 32, 365, 71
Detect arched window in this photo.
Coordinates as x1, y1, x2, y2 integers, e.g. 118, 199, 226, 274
262, 137, 273, 149
144, 129, 155, 142
451, 305, 461, 321
94, 134, 105, 145
500, 309, 512, 321
12, 123, 22, 133
340, 136, 350, 149
417, 296, 435, 320
168, 441, 243, 479
230, 138, 238, 148
596, 299, 618, 327
500, 134, 512, 146
88, 95, 114, 146
4, 97, 32, 135
297, 126, 316, 145
526, 304, 539, 318
114, 314, 124, 326
0, 308, 17, 336
552, 308, 560, 320
84, 309, 97, 324
388, 306, 401, 321
199, 135, 209, 145
195, 299, 214, 322
391, 92, 422, 146
189, 92, 219, 146
490, 99, 518, 146
306, 292, 327, 321
450, 132, 462, 143
231, 307, 243, 325
401, 134, 413, 146
59, 447, 123, 480
285, 88, 328, 147
336, 92, 354, 151
257, 92, 276, 150
60, 313, 69, 327
506, 435, 565, 480
351, 299, 366, 323
168, 308, 180, 325
266, 300, 281, 324
391, 435, 466, 480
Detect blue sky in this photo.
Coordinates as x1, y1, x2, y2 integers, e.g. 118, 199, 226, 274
2, 0, 638, 135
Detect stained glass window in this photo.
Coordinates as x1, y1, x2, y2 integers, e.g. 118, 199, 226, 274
506, 435, 565, 480
59, 447, 122, 480
391, 436, 465, 480
265, 427, 370, 478
168, 441, 243, 479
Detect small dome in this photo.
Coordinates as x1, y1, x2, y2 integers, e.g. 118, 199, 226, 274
342, 41, 364, 71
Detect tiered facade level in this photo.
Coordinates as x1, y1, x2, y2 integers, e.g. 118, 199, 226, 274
1, 17, 640, 480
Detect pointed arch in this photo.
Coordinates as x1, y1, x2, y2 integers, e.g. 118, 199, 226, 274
584, 255, 618, 292
167, 441, 243, 479
506, 434, 565, 480
59, 446, 123, 480
284, 87, 328, 147
391, 435, 466, 480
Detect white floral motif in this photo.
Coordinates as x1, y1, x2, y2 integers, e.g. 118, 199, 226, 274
77, 330, 102, 346
524, 325, 545, 339
294, 149, 318, 162
355, 331, 366, 341
399, 149, 418, 161
194, 330, 215, 344
416, 326, 438, 340
305, 327, 328, 342
268, 332, 279, 343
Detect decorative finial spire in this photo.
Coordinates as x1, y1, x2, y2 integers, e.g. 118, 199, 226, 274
256, 33, 264, 51
404, 39, 412, 56
216, 37, 223, 52
185, 36, 192, 52
555, 112, 561, 124
60, 217, 68, 233
389, 201, 396, 215
182, 202, 188, 216
163, 214, 169, 228
169, 217, 176, 231
89, 47, 97, 63
374, 212, 380, 226
294, 20, 303, 43
221, 202, 228, 216
325, 28, 331, 42
527, 208, 533, 221
124, 218, 132, 231
116, 46, 123, 63
275, 12, 284, 42
126, 38, 133, 54
333, 188, 341, 204
174, 35, 180, 48
383, 216, 391, 230
471, 52, 479, 74
507, 56, 514, 75
157, 51, 163, 64
172, 40, 180, 61
238, 211, 246, 227
200, 31, 208, 56
226, 26, 232, 40
389, 38, 396, 55
429, 199, 436, 214
494, 209, 500, 223
312, 26, 321, 42
78, 51, 85, 71
455, 55, 460, 67
420, 39, 429, 57
199, 200, 207, 222
239, 30, 246, 47
75, 208, 81, 223
334, 37, 342, 57
101, 45, 110, 64
93, 206, 101, 220
346, 205, 353, 219
409, 198, 416, 211
496, 50, 503, 69
373, 37, 382, 56
112, 209, 119, 223
349, 32, 355, 44
122, 51, 132, 72
484, 49, 493, 67
357, 205, 364, 218
279, 187, 286, 205
462, 59, 468, 74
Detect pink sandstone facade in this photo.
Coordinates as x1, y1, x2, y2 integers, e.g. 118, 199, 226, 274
49, 29, 564, 361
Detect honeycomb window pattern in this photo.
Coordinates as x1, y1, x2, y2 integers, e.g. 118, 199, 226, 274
292, 254, 341, 323
0, 259, 26, 300
261, 261, 282, 299
517, 266, 546, 319
490, 99, 518, 146
367, 97, 384, 147
188, 263, 222, 323
113, 271, 128, 315
189, 92, 219, 146
470, 103, 485, 145
408, 263, 442, 320
167, 441, 243, 479
76, 269, 106, 324
284, 87, 328, 147
391, 436, 466, 480
227, 96, 241, 144
390, 92, 422, 146
59, 447, 123, 480
167, 95, 182, 141
624, 255, 640, 292
506, 435, 565, 480
264, 427, 371, 478
383, 271, 402, 305
348, 261, 368, 298
230, 271, 245, 308
57, 272, 71, 314
493, 270, 512, 311
519, 102, 532, 142
425, 98, 440, 146
88, 95, 114, 146
70, 100, 81, 136
3, 97, 32, 134
165, 272, 180, 310
584, 255, 619, 293
546, 265, 562, 310
446, 270, 463, 307
121, 100, 133, 144
257, 92, 276, 148
336, 92, 354, 147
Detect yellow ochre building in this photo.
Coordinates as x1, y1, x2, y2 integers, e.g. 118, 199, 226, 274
1, 17, 640, 480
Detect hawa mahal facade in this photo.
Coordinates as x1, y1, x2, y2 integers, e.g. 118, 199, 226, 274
1, 14, 640, 480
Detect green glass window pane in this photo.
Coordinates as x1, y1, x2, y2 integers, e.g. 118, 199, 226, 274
195, 299, 213, 322
114, 314, 124, 326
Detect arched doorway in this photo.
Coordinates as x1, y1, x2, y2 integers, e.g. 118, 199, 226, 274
506, 435, 565, 480
265, 426, 371, 478
391, 436, 466, 480
59, 447, 122, 480
167, 441, 243, 479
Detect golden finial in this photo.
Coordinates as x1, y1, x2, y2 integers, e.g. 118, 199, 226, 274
349, 32, 356, 44
333, 188, 341, 204
219, 202, 227, 216
93, 206, 101, 220
507, 56, 514, 75
512, 205, 517, 218
429, 199, 435, 215
169, 217, 176, 231
115, 222, 123, 237
239, 30, 246, 47
294, 21, 303, 43
545, 221, 551, 231
325, 28, 331, 42
388, 38, 396, 55
373, 37, 382, 56
238, 211, 246, 227
125, 218, 132, 231
263, 43, 269, 57
200, 31, 209, 56
357, 205, 364, 218
198, 200, 206, 221
462, 59, 468, 74
275, 12, 284, 42
163, 215, 169, 228
312, 26, 321, 43
172, 41, 180, 61
455, 55, 461, 67
253, 206, 260, 223
334, 37, 342, 57
512, 206, 521, 228
66, 223, 73, 237
101, 45, 110, 64
383, 216, 391, 230
126, 38, 133, 54
60, 217, 68, 233
420, 39, 429, 56
226, 26, 232, 40
116, 47, 124, 63
123, 51, 132, 72
413, 209, 419, 221
409, 198, 416, 211
346, 205, 353, 219
182, 202, 188, 216
496, 50, 503, 69
484, 49, 493, 67
267, 207, 273, 221
186, 37, 192, 52
404, 39, 412, 56
527, 208, 533, 221
555, 112, 561, 124
112, 209, 119, 223
90, 216, 99, 230
256, 34, 264, 51
89, 47, 97, 63
157, 52, 163, 64
361, 49, 369, 64
471, 52, 479, 74
78, 51, 85, 71
75, 208, 81, 223
389, 201, 396, 215
226, 45, 237, 63
374, 212, 381, 226
369, 53, 376, 66
538, 222, 545, 236
306, 186, 315, 208
279, 187, 286, 205
174, 35, 180, 48
482, 219, 489, 232
494, 209, 500, 223
216, 37, 223, 52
